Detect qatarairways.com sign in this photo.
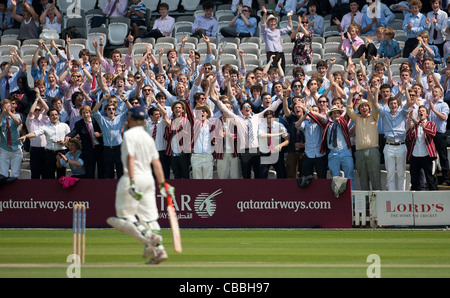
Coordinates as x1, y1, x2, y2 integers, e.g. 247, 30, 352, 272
0, 179, 352, 228
155, 179, 352, 228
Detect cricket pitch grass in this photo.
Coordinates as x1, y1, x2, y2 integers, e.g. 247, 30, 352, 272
0, 229, 449, 278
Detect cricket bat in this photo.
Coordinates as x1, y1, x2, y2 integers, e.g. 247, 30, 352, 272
165, 184, 182, 253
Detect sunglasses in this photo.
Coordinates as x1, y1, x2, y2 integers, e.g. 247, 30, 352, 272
293, 84, 302, 88
319, 100, 327, 103
107, 107, 116, 111
34, 108, 41, 112
143, 89, 153, 92
130, 101, 140, 105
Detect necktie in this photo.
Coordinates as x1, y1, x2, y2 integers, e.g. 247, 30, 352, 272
5, 76, 10, 98
433, 13, 438, 40
6, 116, 12, 147
106, 0, 117, 18
329, 122, 338, 148
268, 125, 274, 153
152, 122, 157, 139
86, 121, 94, 147
247, 118, 254, 144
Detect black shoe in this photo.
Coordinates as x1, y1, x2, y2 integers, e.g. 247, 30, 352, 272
441, 180, 450, 186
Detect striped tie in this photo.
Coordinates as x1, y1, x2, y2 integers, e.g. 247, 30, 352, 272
247, 118, 254, 144
152, 122, 157, 139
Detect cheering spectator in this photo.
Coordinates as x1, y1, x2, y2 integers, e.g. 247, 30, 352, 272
425, 0, 447, 57
339, 24, 365, 60
373, 86, 412, 191
305, 1, 324, 37
18, 108, 70, 179
402, 0, 427, 58
39, 2, 61, 39
25, 91, 49, 179
220, 5, 257, 38
11, 0, 40, 42
308, 104, 355, 187
92, 94, 132, 179
347, 85, 382, 190
406, 105, 438, 190
425, 86, 450, 186
65, 105, 104, 179
0, 99, 22, 179
291, 15, 314, 72
260, 6, 293, 73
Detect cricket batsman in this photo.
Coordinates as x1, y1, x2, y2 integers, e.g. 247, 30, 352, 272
107, 106, 175, 265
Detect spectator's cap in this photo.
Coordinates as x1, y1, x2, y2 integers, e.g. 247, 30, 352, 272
128, 106, 146, 119
355, 99, 371, 111
266, 14, 278, 23
327, 105, 344, 116
195, 105, 211, 118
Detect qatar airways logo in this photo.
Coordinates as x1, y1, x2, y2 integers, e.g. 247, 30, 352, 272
194, 189, 223, 218
385, 201, 444, 213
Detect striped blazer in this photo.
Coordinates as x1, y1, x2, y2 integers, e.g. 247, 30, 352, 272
164, 99, 195, 156
406, 121, 437, 161
307, 112, 352, 154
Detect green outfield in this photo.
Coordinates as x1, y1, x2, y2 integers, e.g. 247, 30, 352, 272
0, 229, 449, 278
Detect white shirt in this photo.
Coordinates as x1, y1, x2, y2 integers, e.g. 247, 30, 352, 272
43, 16, 61, 32
426, 10, 447, 44
153, 15, 175, 37
412, 121, 429, 157
145, 118, 167, 151
257, 119, 288, 154
33, 121, 70, 151
193, 122, 212, 154
25, 113, 49, 147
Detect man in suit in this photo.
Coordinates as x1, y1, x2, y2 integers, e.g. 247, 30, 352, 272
65, 105, 104, 179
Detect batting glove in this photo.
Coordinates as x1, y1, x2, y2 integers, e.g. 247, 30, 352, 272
159, 182, 175, 198
129, 181, 143, 201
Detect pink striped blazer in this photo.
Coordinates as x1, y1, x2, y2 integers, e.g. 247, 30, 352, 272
406, 121, 437, 161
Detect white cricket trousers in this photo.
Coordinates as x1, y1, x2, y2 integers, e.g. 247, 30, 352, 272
383, 144, 407, 191
191, 153, 213, 179
216, 153, 240, 179
115, 174, 158, 222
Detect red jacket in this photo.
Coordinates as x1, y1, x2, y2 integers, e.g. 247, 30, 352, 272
406, 121, 437, 161
308, 112, 352, 154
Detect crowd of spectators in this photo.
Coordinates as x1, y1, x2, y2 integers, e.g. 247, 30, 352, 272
0, 0, 449, 191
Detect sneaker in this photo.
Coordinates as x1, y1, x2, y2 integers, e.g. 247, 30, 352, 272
146, 246, 168, 265
442, 180, 450, 186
